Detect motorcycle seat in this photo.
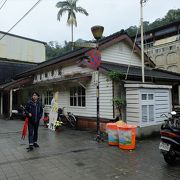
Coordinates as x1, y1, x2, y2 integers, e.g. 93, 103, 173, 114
172, 127, 180, 134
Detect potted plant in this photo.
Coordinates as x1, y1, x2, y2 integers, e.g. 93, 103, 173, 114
107, 70, 126, 121
43, 114, 49, 128
54, 120, 63, 131
113, 97, 126, 121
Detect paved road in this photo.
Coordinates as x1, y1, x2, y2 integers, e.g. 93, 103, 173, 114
0, 119, 180, 180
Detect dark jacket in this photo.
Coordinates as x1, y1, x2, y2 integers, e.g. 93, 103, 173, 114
25, 99, 43, 122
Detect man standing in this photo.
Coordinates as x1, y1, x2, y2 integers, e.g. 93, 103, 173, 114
25, 92, 43, 151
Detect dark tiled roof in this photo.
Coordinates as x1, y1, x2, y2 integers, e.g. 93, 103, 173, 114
15, 30, 155, 79
142, 19, 180, 34
134, 20, 180, 40
0, 59, 37, 85
100, 62, 180, 82
17, 31, 127, 75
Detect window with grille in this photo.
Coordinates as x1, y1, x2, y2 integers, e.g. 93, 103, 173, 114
44, 91, 53, 105
141, 93, 154, 124
70, 86, 86, 107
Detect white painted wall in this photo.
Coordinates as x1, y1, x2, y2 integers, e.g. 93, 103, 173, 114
42, 69, 114, 119
125, 84, 172, 127
0, 33, 45, 62
154, 89, 171, 123
35, 39, 145, 119
34, 64, 93, 83
126, 88, 140, 125
101, 41, 142, 66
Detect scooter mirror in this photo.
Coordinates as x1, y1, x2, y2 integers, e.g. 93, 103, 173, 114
171, 111, 176, 115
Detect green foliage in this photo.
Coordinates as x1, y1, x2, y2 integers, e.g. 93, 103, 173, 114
107, 71, 124, 81
126, 9, 180, 37
113, 97, 126, 119
56, 0, 88, 26
46, 41, 72, 60
113, 97, 126, 108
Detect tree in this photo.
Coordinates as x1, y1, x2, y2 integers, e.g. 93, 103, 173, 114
164, 9, 180, 23
126, 9, 180, 37
46, 41, 72, 60
126, 26, 138, 37
56, 0, 88, 50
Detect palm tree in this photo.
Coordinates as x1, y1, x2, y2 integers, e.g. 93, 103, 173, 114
56, 0, 88, 50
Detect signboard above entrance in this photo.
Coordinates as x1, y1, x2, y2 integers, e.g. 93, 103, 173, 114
74, 42, 97, 48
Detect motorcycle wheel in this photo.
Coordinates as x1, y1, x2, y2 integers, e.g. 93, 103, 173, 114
163, 152, 176, 164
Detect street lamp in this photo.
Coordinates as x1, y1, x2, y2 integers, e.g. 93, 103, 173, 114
91, 25, 104, 142
91, 26, 104, 40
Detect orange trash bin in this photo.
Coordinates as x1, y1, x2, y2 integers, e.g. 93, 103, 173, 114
117, 124, 137, 150
106, 123, 119, 146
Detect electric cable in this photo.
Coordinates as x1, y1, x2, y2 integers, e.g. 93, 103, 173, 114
0, 0, 8, 10
124, 0, 150, 80
0, 0, 42, 41
0, 0, 5, 5
125, 22, 140, 80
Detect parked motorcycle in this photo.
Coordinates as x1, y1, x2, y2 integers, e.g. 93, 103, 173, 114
11, 105, 26, 120
159, 110, 180, 164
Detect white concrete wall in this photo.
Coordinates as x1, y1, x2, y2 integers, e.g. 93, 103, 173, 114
0, 33, 45, 62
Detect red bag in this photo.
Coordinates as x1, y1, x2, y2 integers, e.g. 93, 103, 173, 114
21, 117, 28, 140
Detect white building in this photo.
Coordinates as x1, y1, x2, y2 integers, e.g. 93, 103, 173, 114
0, 31, 46, 117
0, 31, 46, 63
3, 31, 180, 137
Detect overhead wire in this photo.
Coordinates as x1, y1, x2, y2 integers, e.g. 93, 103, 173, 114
0, 0, 43, 41
125, 0, 149, 80
0, 0, 5, 5
0, 0, 8, 11
125, 22, 140, 80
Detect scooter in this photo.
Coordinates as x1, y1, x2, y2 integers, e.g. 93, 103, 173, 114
11, 105, 26, 120
159, 111, 180, 164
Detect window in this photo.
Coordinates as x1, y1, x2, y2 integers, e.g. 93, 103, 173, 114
44, 91, 53, 105
155, 49, 161, 54
45, 72, 48, 78
58, 68, 62, 76
141, 94, 147, 100
148, 94, 153, 100
34, 75, 37, 81
51, 70, 54, 77
141, 93, 154, 124
70, 86, 86, 107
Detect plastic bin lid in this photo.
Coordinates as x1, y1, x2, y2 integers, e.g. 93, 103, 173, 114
106, 123, 117, 129
117, 124, 137, 129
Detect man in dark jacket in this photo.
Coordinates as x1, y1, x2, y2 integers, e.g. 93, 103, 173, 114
25, 92, 43, 151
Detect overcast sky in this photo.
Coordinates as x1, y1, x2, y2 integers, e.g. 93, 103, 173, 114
0, 0, 179, 44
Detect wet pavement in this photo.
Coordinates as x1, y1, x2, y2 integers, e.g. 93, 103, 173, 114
0, 119, 180, 180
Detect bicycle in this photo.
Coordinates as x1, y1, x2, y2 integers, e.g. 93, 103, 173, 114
57, 107, 77, 128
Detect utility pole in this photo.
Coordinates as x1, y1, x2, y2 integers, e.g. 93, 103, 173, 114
140, 0, 147, 83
